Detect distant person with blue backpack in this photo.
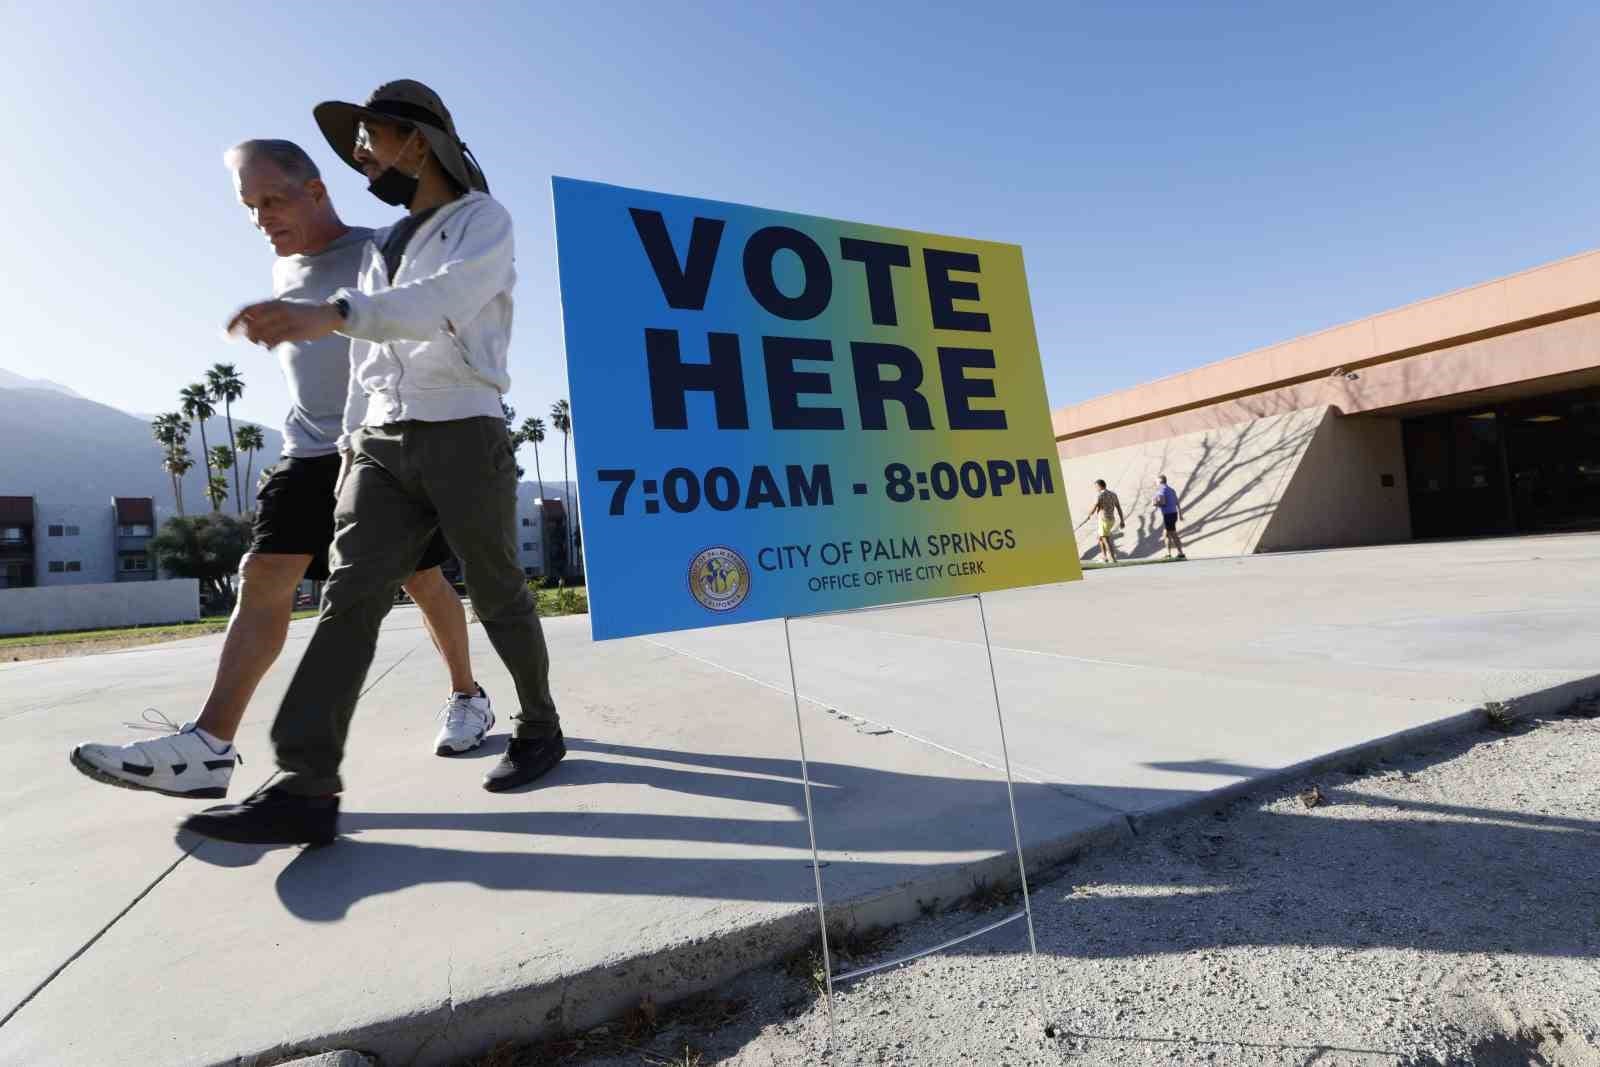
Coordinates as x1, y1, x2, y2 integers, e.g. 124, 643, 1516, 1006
1154, 474, 1187, 560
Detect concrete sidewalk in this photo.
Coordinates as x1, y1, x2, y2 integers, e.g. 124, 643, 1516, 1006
2, 533, 1596, 1066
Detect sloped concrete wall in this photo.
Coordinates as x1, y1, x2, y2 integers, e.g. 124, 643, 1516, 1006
1060, 407, 1327, 561
1256, 414, 1410, 552
1061, 407, 1414, 561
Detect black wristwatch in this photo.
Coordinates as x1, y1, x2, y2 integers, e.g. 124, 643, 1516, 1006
332, 297, 351, 321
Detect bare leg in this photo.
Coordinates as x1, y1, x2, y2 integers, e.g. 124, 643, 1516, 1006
402, 565, 476, 693
195, 553, 312, 743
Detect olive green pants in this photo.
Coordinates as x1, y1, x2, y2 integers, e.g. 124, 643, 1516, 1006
272, 417, 558, 796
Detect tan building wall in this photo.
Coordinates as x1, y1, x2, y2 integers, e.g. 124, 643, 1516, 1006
1256, 414, 1410, 553
1054, 246, 1600, 558
1062, 310, 1600, 460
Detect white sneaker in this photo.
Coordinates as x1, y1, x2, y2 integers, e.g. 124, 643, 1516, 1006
434, 686, 495, 756
71, 719, 239, 799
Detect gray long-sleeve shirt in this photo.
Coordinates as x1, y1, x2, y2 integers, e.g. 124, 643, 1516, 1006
269, 227, 374, 457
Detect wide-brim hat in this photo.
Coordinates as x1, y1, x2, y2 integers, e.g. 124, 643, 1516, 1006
313, 79, 488, 193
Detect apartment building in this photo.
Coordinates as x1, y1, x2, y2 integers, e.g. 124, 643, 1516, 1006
0, 495, 162, 587
0, 496, 35, 589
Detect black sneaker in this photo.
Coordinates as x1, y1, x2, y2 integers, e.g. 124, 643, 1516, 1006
483, 730, 566, 792
180, 786, 339, 846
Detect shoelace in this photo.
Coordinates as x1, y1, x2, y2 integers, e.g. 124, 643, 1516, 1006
117, 708, 240, 765
112, 709, 180, 768
123, 707, 180, 732
438, 693, 481, 730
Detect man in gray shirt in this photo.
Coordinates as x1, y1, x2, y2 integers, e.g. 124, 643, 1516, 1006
70, 140, 494, 802
271, 224, 373, 458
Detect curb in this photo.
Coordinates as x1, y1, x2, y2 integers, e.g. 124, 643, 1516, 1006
1129, 673, 1600, 838
245, 673, 1600, 1067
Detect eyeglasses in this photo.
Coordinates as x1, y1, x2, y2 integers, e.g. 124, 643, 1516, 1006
354, 120, 413, 153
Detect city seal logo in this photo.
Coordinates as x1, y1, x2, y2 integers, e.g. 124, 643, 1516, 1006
687, 546, 751, 614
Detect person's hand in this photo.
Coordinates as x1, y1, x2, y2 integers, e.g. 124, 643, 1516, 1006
227, 301, 342, 348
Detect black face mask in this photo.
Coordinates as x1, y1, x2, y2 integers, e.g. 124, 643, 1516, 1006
367, 166, 419, 207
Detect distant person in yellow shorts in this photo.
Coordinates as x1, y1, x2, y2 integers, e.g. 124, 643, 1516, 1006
1089, 479, 1125, 563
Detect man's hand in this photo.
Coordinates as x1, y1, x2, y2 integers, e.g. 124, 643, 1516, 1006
227, 301, 342, 348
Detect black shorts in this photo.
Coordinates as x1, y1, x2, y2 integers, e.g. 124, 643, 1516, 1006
252, 454, 451, 581
1162, 511, 1179, 533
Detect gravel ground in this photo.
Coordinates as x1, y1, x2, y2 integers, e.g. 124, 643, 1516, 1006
476, 705, 1600, 1067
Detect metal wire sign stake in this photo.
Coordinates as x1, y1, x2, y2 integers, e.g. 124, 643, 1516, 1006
781, 592, 1051, 1053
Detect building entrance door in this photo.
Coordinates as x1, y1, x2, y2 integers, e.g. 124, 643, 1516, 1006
1403, 385, 1600, 538
1502, 388, 1600, 532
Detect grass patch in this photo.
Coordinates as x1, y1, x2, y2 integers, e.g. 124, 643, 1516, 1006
1483, 700, 1519, 733
964, 874, 1020, 913
831, 921, 898, 962
776, 923, 899, 997
782, 946, 830, 996
0, 610, 318, 653
535, 585, 588, 616
4, 582, 587, 661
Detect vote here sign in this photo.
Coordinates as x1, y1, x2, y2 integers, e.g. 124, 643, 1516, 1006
552, 177, 1080, 640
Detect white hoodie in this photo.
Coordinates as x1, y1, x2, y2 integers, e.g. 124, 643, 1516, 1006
332, 191, 514, 449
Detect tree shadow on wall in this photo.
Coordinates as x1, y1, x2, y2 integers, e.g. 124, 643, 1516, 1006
1080, 407, 1323, 562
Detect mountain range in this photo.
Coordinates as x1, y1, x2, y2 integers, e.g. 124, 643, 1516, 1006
0, 368, 83, 399
0, 372, 580, 516
0, 385, 284, 514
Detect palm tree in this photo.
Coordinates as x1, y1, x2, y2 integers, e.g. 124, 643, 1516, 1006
151, 413, 190, 513
498, 397, 526, 478
518, 416, 547, 500
206, 364, 245, 514
208, 446, 236, 513
551, 399, 572, 568
162, 445, 194, 517
235, 424, 265, 504
204, 473, 230, 512
151, 411, 186, 447
179, 383, 217, 500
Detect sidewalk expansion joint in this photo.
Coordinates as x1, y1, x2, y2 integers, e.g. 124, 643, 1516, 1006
0, 844, 197, 1031
643, 635, 1130, 819
0, 638, 425, 1032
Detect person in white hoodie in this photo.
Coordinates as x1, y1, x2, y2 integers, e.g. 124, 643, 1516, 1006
191, 81, 563, 846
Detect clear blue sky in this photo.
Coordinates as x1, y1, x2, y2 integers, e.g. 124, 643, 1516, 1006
4, 3, 1598, 435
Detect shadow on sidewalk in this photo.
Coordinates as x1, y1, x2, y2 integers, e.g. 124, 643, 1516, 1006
180, 726, 1600, 967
